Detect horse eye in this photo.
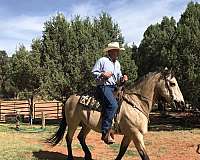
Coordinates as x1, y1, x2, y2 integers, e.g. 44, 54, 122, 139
169, 82, 176, 87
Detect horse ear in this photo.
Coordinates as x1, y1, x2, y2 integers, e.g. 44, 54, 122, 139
169, 67, 176, 78
169, 68, 176, 78
162, 67, 171, 78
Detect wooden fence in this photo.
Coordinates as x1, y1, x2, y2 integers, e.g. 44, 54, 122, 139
0, 100, 62, 122
34, 101, 61, 119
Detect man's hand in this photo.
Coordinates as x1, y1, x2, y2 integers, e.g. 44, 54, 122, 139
121, 75, 128, 83
123, 75, 128, 81
101, 71, 113, 79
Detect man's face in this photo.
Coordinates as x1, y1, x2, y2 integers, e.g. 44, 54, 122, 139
108, 49, 120, 61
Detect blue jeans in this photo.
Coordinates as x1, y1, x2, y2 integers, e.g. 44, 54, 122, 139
97, 85, 118, 134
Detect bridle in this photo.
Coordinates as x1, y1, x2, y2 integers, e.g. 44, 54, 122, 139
163, 74, 175, 103
123, 73, 175, 119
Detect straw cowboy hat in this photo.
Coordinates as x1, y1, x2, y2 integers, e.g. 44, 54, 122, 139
103, 42, 125, 52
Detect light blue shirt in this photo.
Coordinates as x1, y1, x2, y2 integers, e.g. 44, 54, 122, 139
92, 56, 122, 85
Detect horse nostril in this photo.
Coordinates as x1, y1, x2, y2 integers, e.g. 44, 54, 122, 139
180, 101, 185, 107
178, 101, 185, 111
173, 100, 185, 111
173, 99, 178, 104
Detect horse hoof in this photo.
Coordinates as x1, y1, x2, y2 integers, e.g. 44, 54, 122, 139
84, 155, 92, 160
67, 156, 74, 160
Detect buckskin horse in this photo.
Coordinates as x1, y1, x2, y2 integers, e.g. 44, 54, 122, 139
48, 68, 185, 160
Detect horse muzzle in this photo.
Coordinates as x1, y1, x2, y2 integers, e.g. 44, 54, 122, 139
173, 100, 185, 111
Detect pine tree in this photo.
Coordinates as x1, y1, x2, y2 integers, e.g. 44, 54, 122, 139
138, 16, 177, 76
175, 2, 200, 106
137, 2, 200, 106
10, 44, 41, 97
40, 12, 137, 100
0, 50, 11, 97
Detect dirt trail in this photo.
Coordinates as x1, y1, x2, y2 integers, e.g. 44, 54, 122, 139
37, 129, 200, 160
29, 112, 200, 160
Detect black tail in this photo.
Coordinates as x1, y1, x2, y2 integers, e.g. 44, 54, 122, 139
47, 105, 67, 146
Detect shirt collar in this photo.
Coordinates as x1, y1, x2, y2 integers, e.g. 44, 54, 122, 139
107, 55, 117, 63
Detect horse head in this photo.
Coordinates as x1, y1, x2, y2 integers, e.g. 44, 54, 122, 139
156, 68, 185, 110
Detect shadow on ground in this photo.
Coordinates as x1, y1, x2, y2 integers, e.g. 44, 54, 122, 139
149, 111, 200, 131
33, 150, 83, 160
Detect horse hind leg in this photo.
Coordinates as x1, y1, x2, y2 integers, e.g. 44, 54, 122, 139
132, 132, 150, 160
65, 121, 81, 160
77, 124, 92, 160
115, 135, 132, 160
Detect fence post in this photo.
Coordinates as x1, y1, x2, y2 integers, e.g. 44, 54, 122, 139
33, 103, 35, 119
29, 96, 34, 125
14, 102, 16, 113
16, 110, 20, 131
57, 102, 59, 119
0, 101, 1, 121
41, 112, 45, 129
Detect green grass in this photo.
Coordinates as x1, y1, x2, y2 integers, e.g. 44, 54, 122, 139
145, 140, 152, 146
0, 123, 58, 133
0, 123, 58, 160
1, 123, 200, 160
0, 132, 42, 160
109, 143, 138, 157
109, 143, 120, 152
0, 123, 94, 160
73, 143, 94, 150
125, 149, 138, 157
158, 146, 167, 154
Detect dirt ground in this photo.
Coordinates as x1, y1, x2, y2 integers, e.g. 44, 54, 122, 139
1, 100, 200, 159
40, 130, 200, 160
35, 112, 200, 160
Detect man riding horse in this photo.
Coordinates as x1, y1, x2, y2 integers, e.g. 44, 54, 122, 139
49, 65, 185, 160
92, 42, 128, 144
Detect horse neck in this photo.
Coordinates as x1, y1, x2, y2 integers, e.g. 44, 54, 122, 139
128, 72, 161, 112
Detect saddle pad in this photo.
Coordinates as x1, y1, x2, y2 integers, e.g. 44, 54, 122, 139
79, 94, 121, 134
79, 95, 102, 111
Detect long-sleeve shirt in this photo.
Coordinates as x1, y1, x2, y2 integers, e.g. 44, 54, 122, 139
92, 56, 122, 86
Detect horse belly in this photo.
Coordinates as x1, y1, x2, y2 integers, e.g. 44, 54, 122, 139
80, 109, 102, 133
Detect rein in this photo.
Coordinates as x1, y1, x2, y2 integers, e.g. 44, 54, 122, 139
116, 81, 151, 119
123, 93, 150, 120
164, 77, 174, 101
197, 144, 200, 154
121, 72, 175, 120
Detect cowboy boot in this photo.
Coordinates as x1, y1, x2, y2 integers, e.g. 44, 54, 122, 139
110, 129, 115, 140
101, 129, 115, 145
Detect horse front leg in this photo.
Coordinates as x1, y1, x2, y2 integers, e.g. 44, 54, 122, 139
77, 125, 92, 160
115, 135, 131, 160
132, 132, 150, 160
